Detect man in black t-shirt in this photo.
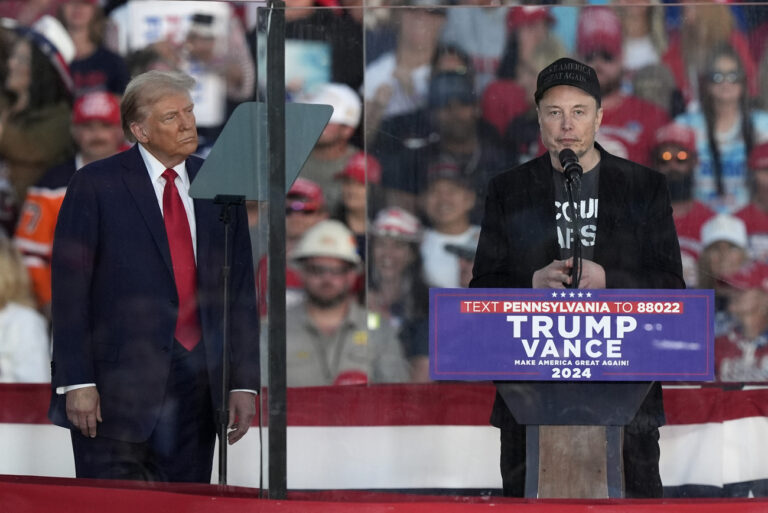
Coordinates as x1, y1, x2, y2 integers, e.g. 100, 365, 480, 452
471, 58, 684, 498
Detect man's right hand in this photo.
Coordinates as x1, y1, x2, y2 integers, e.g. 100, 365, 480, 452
66, 387, 102, 438
532, 258, 572, 288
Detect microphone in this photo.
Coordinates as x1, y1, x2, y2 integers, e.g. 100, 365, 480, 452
558, 149, 583, 183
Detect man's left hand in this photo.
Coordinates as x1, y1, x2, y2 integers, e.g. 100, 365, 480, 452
575, 259, 606, 289
227, 391, 256, 445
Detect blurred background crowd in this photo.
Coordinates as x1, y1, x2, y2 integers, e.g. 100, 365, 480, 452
2, 0, 768, 386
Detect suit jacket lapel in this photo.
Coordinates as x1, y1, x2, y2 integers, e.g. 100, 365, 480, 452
121, 145, 174, 273
594, 152, 628, 262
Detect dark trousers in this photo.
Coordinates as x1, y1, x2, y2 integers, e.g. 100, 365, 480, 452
500, 422, 663, 498
71, 341, 216, 483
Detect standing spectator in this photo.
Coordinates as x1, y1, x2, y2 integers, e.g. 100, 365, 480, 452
286, 219, 409, 386
58, 0, 129, 96
613, 0, 667, 76
331, 151, 382, 261
577, 6, 670, 167
484, 38, 564, 165
439, 0, 509, 94
0, 235, 50, 383
653, 122, 715, 287
699, 213, 750, 335
256, 178, 328, 316
675, 43, 768, 213
482, 6, 564, 145
297, 82, 362, 214
363, 2, 446, 139
716, 262, 768, 382
736, 143, 768, 263
179, 12, 255, 155
14, 91, 125, 315
662, 1, 757, 110
0, 15, 75, 226
368, 206, 430, 382
420, 159, 480, 289
381, 71, 508, 220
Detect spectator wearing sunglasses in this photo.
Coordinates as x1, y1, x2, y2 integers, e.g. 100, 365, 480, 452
735, 143, 768, 263
576, 6, 669, 167
653, 122, 715, 287
255, 178, 328, 316
286, 220, 409, 386
675, 43, 768, 213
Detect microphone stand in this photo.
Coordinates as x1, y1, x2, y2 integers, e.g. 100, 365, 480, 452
565, 176, 582, 289
213, 193, 245, 485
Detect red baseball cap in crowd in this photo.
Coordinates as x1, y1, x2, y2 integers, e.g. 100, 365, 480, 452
73, 91, 122, 126
577, 6, 623, 58
334, 152, 382, 185
287, 178, 325, 212
507, 6, 554, 30
722, 262, 768, 293
654, 122, 696, 153
748, 142, 768, 171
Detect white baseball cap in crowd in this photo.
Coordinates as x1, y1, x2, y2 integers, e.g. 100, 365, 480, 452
371, 207, 422, 243
700, 214, 748, 250
291, 219, 361, 265
297, 83, 362, 128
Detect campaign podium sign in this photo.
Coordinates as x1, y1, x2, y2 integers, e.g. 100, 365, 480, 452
429, 288, 714, 499
429, 288, 714, 382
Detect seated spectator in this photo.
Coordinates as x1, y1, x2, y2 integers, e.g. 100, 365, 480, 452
577, 6, 669, 167
58, 0, 129, 96
331, 151, 382, 261
256, 178, 328, 316
420, 159, 480, 289
368, 206, 430, 382
0, 235, 50, 383
698, 213, 750, 335
296, 82, 362, 214
14, 91, 125, 314
716, 261, 768, 382
0, 16, 75, 228
675, 43, 768, 213
653, 122, 715, 287
286, 219, 409, 386
736, 143, 768, 263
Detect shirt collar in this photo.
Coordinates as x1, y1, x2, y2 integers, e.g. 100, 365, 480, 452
137, 143, 190, 190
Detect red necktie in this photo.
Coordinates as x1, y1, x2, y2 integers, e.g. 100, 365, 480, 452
162, 168, 201, 351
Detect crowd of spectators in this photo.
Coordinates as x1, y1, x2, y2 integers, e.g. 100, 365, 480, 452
3, 1, 768, 386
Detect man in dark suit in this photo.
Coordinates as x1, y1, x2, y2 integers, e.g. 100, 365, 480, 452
48, 70, 260, 482
471, 58, 684, 497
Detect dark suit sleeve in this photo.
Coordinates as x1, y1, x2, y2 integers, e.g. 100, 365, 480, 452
227, 204, 260, 391
604, 173, 685, 290
50, 170, 98, 388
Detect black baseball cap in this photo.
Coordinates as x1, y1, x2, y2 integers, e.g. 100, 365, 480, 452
428, 71, 475, 109
534, 57, 601, 107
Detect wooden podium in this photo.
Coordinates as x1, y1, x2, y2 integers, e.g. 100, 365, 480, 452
496, 381, 653, 498
429, 287, 715, 499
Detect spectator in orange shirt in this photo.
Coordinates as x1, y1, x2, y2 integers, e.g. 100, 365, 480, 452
14, 90, 125, 315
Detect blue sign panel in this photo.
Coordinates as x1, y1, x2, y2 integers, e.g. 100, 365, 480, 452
429, 288, 714, 382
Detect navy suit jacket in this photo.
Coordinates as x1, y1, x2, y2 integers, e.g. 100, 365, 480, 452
48, 145, 260, 442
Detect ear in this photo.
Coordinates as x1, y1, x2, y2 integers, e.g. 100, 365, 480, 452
130, 122, 148, 143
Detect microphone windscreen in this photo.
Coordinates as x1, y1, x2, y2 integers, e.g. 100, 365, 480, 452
559, 148, 578, 168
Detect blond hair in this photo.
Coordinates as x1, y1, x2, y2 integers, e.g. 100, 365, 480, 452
0, 237, 35, 309
120, 70, 195, 142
